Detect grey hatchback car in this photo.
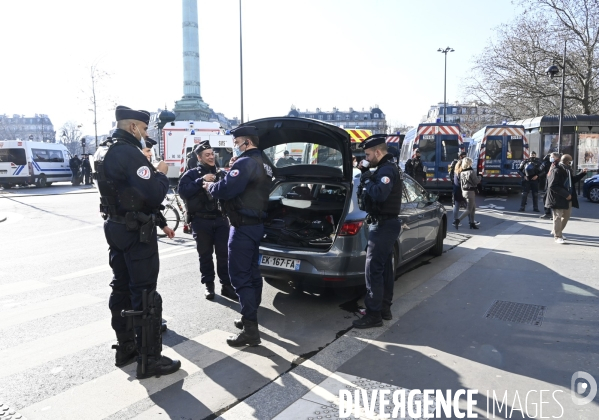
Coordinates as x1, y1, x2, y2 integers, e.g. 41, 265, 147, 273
251, 117, 447, 288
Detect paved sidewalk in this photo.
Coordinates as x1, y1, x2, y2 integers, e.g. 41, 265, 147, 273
220, 209, 599, 419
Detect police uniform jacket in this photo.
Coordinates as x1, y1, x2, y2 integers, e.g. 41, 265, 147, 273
100, 128, 170, 217
518, 157, 541, 180
178, 163, 223, 216
363, 154, 402, 216
208, 148, 272, 219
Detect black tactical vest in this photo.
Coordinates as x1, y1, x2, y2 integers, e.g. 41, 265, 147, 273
92, 140, 147, 218
366, 159, 403, 216
225, 153, 272, 218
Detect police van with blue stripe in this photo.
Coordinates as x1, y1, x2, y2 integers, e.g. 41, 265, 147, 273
0, 140, 73, 188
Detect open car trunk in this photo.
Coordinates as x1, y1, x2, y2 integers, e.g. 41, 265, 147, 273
262, 181, 350, 251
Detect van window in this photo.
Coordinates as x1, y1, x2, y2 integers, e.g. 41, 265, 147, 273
507, 139, 523, 160
32, 148, 64, 163
399, 141, 412, 162
485, 136, 503, 160
0, 148, 27, 165
440, 136, 460, 162
418, 136, 436, 161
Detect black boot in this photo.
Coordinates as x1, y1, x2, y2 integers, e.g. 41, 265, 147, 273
469, 222, 479, 230
233, 317, 244, 330
112, 333, 138, 367
204, 282, 215, 300
381, 305, 392, 321
452, 219, 460, 230
220, 284, 239, 301
352, 312, 383, 329
227, 319, 261, 347
136, 355, 181, 380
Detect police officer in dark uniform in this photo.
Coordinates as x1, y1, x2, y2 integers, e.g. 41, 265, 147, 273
204, 126, 273, 346
404, 148, 426, 186
69, 154, 82, 185
93, 105, 181, 379
81, 154, 92, 185
518, 151, 541, 212
276, 150, 296, 167
354, 134, 403, 329
178, 140, 238, 301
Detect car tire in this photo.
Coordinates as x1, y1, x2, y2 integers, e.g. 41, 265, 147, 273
589, 186, 599, 203
429, 220, 444, 256
36, 175, 47, 188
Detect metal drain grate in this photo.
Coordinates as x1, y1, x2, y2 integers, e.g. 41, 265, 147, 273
484, 300, 546, 326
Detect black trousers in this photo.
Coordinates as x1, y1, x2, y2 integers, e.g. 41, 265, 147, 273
521, 179, 539, 209
191, 216, 230, 285
104, 221, 159, 344
364, 218, 401, 314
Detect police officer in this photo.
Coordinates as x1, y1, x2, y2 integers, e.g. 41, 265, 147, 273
141, 137, 157, 162
69, 154, 82, 185
204, 126, 273, 346
518, 151, 541, 212
354, 135, 403, 329
93, 105, 181, 379
276, 150, 296, 167
404, 148, 426, 186
178, 140, 238, 301
81, 154, 92, 185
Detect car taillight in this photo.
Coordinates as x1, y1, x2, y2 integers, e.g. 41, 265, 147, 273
477, 159, 483, 175
338, 220, 363, 236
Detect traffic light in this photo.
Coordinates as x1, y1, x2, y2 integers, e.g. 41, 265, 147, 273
81, 138, 85, 147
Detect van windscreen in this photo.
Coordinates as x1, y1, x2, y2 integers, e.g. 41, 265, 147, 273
440, 136, 460, 162
0, 148, 27, 165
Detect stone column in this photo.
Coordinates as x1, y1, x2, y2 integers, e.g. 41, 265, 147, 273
182, 0, 201, 99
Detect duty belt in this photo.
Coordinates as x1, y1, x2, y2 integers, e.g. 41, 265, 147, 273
366, 214, 398, 224
193, 212, 222, 220
107, 215, 127, 224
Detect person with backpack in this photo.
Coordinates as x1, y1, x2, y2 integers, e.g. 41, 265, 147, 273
454, 157, 481, 230
518, 151, 542, 212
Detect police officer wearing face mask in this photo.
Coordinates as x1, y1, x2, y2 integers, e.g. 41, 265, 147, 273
354, 134, 403, 329
518, 151, 542, 212
178, 140, 238, 301
404, 148, 426, 186
203, 126, 273, 346
93, 105, 180, 379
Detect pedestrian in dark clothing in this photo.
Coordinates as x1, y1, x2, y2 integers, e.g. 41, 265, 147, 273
518, 151, 542, 212
81, 155, 92, 185
94, 105, 180, 379
539, 153, 555, 218
69, 155, 82, 185
404, 149, 426, 186
353, 135, 402, 329
546, 154, 587, 243
276, 150, 296, 167
455, 157, 481, 230
178, 140, 238, 301
450, 151, 467, 227
205, 126, 273, 347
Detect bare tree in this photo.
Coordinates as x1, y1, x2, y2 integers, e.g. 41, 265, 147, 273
83, 64, 117, 148
0, 115, 18, 140
59, 121, 84, 156
465, 0, 599, 118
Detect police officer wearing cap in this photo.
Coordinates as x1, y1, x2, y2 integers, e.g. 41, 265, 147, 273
178, 140, 238, 301
354, 134, 403, 329
93, 105, 181, 379
518, 151, 541, 212
203, 126, 273, 346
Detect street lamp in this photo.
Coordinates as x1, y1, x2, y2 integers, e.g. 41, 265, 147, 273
239, 0, 244, 124
545, 40, 567, 153
437, 47, 454, 123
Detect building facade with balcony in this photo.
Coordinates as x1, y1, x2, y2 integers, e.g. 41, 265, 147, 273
287, 105, 388, 134
422, 102, 502, 136
0, 114, 55, 142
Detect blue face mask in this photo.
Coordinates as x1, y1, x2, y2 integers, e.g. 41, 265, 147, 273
233, 145, 243, 157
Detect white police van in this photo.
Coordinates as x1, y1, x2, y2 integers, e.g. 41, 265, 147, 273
0, 140, 73, 188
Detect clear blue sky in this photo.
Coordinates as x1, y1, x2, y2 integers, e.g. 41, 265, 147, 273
0, 0, 521, 136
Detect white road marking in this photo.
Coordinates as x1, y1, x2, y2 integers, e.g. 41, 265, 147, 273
0, 280, 49, 297
8, 223, 103, 243
0, 294, 103, 331
0, 318, 113, 379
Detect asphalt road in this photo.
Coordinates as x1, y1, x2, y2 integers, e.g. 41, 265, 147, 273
0, 182, 543, 419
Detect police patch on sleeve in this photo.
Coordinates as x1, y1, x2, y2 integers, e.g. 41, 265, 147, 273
229, 169, 240, 177
137, 166, 151, 179
381, 176, 391, 184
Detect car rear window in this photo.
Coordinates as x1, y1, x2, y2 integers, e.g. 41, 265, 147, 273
264, 143, 343, 169
0, 148, 27, 165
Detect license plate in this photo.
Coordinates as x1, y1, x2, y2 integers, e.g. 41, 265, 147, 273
258, 255, 301, 271
485, 170, 500, 174
0, 170, 6, 174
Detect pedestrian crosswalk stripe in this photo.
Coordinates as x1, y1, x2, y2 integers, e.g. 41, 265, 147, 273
0, 280, 49, 297
0, 318, 112, 379
1, 293, 103, 331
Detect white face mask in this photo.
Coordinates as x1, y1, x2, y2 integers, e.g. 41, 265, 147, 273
233, 145, 243, 157
134, 125, 146, 147
550, 156, 555, 162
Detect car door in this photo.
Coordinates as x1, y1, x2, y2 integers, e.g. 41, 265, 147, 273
398, 176, 424, 262
409, 178, 439, 248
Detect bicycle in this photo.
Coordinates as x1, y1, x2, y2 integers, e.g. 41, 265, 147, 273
158, 187, 186, 237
